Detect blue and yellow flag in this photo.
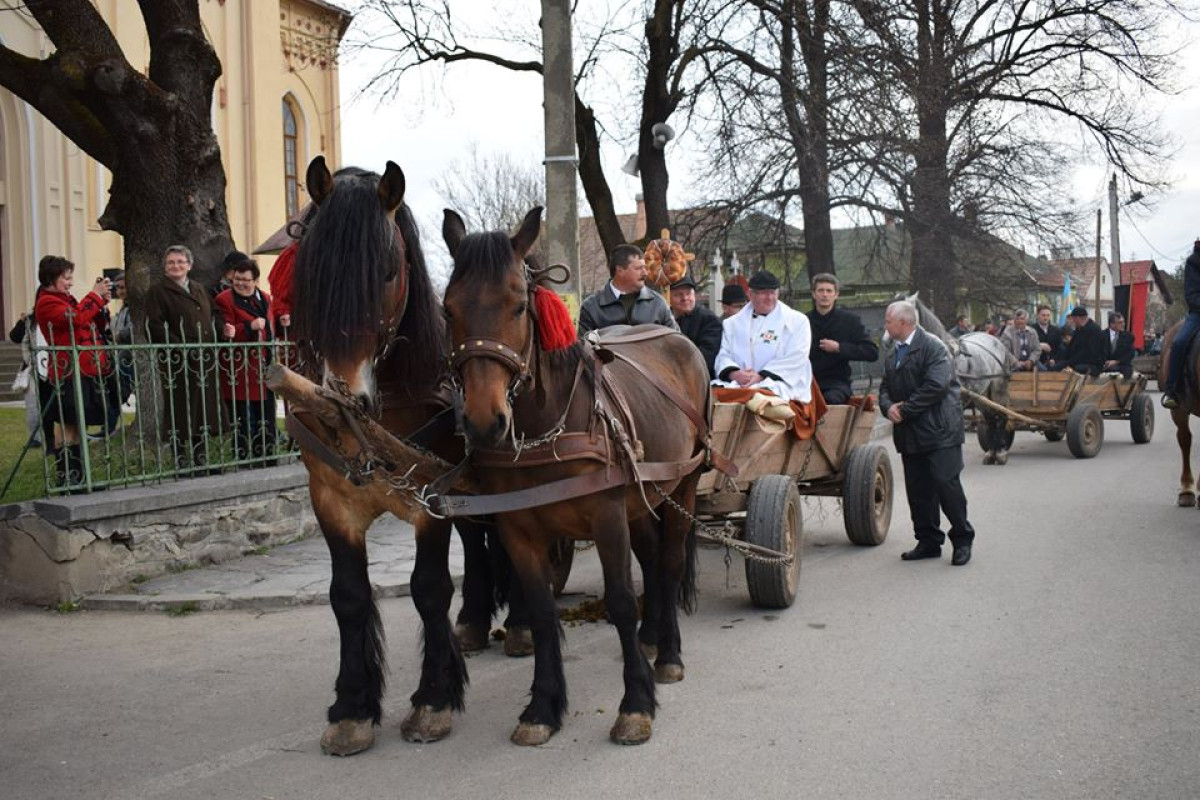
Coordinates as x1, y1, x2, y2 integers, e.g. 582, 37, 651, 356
1059, 273, 1073, 326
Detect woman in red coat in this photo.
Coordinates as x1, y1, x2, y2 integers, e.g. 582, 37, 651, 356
213, 261, 277, 462
33, 255, 113, 486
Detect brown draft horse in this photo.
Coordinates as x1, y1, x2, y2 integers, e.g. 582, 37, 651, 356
1159, 320, 1200, 505
290, 157, 522, 756
440, 207, 710, 746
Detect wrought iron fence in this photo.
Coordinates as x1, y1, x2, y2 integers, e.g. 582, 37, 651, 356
16, 319, 300, 497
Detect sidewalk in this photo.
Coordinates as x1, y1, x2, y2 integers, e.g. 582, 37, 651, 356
82, 516, 464, 612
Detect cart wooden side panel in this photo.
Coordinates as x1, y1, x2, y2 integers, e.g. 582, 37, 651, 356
696, 402, 875, 496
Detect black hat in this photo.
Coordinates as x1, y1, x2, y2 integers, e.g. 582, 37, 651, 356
747, 270, 780, 290
1069, 305, 1088, 318
670, 272, 698, 290
721, 283, 748, 304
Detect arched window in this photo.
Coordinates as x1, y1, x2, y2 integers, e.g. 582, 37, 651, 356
282, 99, 299, 219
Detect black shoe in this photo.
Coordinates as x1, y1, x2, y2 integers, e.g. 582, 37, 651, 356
951, 544, 972, 566
901, 543, 941, 561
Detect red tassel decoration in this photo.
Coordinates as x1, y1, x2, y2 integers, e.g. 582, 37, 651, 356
532, 286, 576, 350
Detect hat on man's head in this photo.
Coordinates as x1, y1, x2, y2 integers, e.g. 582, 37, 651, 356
747, 270, 780, 290
221, 250, 253, 271
1069, 306, 1089, 318
670, 272, 698, 290
721, 283, 748, 305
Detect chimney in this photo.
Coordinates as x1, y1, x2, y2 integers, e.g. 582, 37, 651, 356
635, 193, 647, 241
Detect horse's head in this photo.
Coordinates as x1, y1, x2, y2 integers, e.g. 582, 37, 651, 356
442, 206, 544, 448
293, 156, 410, 413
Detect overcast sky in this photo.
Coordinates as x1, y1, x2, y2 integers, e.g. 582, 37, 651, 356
336, 9, 1200, 274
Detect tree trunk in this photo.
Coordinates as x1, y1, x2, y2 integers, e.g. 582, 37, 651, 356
638, 0, 683, 241
908, 0, 958, 323
575, 98, 626, 256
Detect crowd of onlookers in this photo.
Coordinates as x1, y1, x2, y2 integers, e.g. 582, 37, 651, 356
949, 303, 1155, 379
8, 246, 293, 490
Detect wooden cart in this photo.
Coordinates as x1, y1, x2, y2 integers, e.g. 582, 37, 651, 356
691, 401, 893, 609
964, 370, 1154, 459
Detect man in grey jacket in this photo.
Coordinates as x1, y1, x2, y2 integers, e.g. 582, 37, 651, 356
880, 300, 976, 566
577, 244, 678, 336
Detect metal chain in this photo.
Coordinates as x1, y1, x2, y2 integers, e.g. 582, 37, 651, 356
652, 484, 794, 567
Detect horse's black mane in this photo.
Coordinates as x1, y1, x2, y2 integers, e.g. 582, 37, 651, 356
449, 231, 514, 285
293, 166, 445, 384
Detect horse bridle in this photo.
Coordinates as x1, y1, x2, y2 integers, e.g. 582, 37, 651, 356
447, 262, 570, 402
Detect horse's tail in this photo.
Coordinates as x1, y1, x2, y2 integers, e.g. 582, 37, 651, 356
487, 524, 511, 612
678, 521, 699, 615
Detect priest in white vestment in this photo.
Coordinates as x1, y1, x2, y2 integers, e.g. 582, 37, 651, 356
713, 270, 813, 402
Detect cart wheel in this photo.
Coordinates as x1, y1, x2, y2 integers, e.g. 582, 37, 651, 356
842, 444, 893, 546
1130, 393, 1155, 444
744, 475, 802, 609
1043, 430, 1064, 442
1066, 404, 1104, 458
548, 537, 575, 597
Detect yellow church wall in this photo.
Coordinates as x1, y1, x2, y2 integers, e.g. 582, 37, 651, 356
0, 0, 349, 330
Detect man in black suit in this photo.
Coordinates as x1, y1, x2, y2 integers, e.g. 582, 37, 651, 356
1103, 311, 1135, 378
1034, 304, 1062, 368
806, 273, 879, 404
1064, 306, 1106, 376
669, 272, 723, 377
879, 301, 975, 566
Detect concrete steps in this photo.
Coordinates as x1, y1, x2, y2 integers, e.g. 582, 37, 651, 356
0, 342, 26, 402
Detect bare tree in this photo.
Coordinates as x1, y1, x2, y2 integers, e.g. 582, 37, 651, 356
433, 144, 546, 232
845, 0, 1179, 320
350, 0, 713, 254
0, 0, 234, 306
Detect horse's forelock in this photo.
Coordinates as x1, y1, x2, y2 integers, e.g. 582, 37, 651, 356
449, 231, 520, 288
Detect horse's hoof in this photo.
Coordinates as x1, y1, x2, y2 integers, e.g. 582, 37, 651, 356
640, 642, 658, 663
454, 622, 490, 653
400, 705, 453, 743
1179, 492, 1196, 508
994, 451, 1009, 465
654, 663, 685, 684
609, 712, 653, 745
320, 719, 375, 756
511, 722, 555, 746
982, 453, 995, 465
503, 626, 534, 658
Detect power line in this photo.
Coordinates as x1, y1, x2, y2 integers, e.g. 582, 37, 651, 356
1120, 207, 1185, 263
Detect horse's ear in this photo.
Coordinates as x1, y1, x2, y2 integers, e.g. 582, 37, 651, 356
511, 207, 543, 259
378, 161, 406, 214
443, 209, 467, 259
306, 156, 334, 206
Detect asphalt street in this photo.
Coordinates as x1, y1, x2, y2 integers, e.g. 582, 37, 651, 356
2, 401, 1198, 800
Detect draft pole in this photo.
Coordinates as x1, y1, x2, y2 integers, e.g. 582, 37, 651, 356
541, 0, 581, 319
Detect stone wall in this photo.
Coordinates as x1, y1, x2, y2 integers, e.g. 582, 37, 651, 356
0, 465, 317, 605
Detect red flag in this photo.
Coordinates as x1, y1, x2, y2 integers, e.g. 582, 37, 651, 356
1128, 281, 1149, 351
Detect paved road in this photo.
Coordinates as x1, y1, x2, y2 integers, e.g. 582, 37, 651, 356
2, 403, 1198, 799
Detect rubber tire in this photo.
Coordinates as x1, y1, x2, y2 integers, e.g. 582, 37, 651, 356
744, 475, 802, 609
1066, 404, 1104, 459
842, 444, 893, 546
1130, 393, 1154, 444
1043, 430, 1065, 442
548, 537, 574, 598
976, 421, 1015, 452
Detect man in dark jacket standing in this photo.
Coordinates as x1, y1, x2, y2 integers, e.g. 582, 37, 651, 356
1102, 312, 1135, 378
1063, 306, 1106, 376
1033, 305, 1062, 368
669, 272, 723, 377
806, 273, 878, 403
1162, 240, 1200, 408
880, 301, 975, 566
577, 244, 678, 336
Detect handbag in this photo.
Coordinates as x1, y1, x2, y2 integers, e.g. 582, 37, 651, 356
11, 364, 31, 392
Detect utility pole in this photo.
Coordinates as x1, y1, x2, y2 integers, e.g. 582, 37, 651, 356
1108, 173, 1123, 317
1095, 208, 1102, 315
541, 0, 581, 319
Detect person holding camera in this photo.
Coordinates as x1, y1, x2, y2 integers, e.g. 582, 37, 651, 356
32, 256, 113, 487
